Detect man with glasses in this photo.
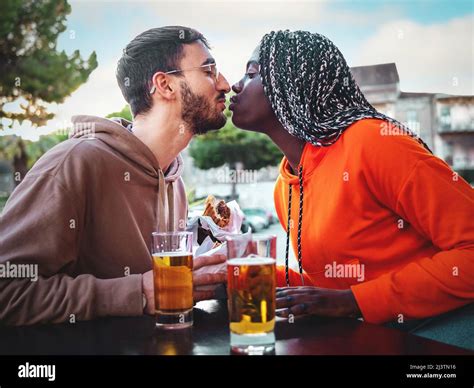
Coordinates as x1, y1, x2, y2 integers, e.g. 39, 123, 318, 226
0, 26, 230, 325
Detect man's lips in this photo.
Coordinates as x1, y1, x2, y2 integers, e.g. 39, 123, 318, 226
216, 97, 226, 111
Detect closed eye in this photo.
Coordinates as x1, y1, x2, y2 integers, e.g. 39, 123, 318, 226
203, 64, 217, 78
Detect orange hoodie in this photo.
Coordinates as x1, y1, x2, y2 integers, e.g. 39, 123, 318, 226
274, 118, 474, 324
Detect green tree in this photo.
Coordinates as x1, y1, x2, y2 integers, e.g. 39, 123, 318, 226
24, 133, 67, 169
0, 135, 27, 186
106, 105, 132, 121
189, 108, 282, 199
0, 133, 67, 185
0, 0, 98, 130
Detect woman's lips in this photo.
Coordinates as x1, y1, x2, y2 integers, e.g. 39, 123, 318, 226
229, 96, 238, 111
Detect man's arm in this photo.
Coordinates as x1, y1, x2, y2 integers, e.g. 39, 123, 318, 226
0, 173, 143, 325
0, 274, 144, 325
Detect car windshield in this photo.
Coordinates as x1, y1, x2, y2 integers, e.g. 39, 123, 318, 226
244, 209, 265, 215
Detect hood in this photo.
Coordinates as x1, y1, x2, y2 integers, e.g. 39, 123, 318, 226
70, 115, 183, 182
278, 142, 328, 185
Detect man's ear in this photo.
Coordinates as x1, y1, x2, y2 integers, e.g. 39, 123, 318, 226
150, 72, 176, 101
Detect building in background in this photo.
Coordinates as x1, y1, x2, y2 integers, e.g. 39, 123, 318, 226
351, 62, 474, 184
435, 95, 474, 183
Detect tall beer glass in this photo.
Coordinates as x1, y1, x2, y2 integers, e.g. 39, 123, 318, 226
226, 234, 277, 259
227, 255, 276, 354
152, 232, 193, 329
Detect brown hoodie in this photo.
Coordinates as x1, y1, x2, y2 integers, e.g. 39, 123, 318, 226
0, 115, 188, 325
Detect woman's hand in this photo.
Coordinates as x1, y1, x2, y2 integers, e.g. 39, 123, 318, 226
275, 286, 362, 319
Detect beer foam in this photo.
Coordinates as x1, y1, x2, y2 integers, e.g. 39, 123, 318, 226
227, 255, 275, 266
153, 251, 192, 257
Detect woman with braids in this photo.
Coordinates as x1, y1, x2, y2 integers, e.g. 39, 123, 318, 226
230, 30, 474, 345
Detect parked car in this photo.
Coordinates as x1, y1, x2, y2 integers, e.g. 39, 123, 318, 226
243, 208, 274, 228
240, 216, 251, 233
242, 208, 269, 230
269, 208, 279, 224
241, 213, 266, 233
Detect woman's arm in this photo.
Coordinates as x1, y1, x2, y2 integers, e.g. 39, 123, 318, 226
351, 139, 474, 324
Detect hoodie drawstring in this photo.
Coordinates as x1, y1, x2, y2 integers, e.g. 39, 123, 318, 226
167, 183, 175, 231
284, 165, 305, 286
157, 169, 166, 233
157, 168, 176, 233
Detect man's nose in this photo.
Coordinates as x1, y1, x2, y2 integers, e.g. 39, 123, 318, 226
217, 73, 231, 94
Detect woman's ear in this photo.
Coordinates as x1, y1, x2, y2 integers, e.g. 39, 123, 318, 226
150, 72, 176, 100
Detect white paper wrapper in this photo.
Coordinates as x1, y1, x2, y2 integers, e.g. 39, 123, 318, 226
187, 200, 247, 297
186, 200, 245, 245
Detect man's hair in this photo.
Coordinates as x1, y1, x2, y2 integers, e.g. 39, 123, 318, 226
116, 26, 209, 117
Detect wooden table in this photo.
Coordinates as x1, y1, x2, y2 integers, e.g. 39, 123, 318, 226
0, 300, 471, 355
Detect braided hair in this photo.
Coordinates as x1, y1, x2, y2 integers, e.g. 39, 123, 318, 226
258, 30, 431, 150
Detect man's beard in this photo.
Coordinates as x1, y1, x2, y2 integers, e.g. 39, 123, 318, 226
180, 82, 227, 135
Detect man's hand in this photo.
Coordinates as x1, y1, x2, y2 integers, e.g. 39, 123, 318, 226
193, 252, 227, 302
275, 286, 361, 319
142, 270, 155, 315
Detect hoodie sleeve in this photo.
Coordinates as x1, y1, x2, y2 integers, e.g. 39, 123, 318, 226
350, 131, 474, 324
0, 173, 143, 326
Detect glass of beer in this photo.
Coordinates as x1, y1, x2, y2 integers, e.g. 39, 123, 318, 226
152, 232, 193, 329
227, 255, 276, 354
251, 234, 277, 258
226, 234, 277, 259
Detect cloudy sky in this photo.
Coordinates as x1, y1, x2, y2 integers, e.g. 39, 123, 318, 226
3, 0, 473, 140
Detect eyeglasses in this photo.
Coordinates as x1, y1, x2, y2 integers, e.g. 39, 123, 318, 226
149, 63, 219, 94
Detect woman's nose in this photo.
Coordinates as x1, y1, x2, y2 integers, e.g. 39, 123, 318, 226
232, 80, 242, 94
